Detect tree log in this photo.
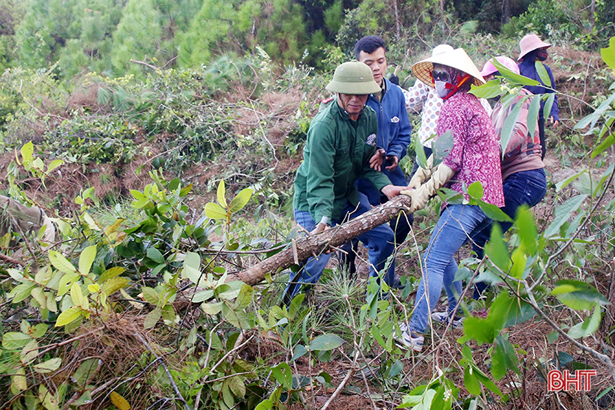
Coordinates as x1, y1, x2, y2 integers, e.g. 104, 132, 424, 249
226, 195, 412, 285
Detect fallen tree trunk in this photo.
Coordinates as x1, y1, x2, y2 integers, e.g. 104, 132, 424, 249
226, 195, 412, 285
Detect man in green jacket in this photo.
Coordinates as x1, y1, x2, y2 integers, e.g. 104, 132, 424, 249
284, 61, 402, 304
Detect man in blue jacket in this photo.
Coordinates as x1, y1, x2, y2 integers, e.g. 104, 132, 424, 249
339, 36, 412, 279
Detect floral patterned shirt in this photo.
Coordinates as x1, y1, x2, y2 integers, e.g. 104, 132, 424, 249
439, 92, 505, 207
403, 81, 493, 148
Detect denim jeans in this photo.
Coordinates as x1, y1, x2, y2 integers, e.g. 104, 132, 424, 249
409, 204, 492, 334
283, 193, 396, 304
472, 168, 547, 298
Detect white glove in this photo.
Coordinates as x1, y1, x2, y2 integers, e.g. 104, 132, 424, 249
401, 163, 456, 213
407, 155, 435, 190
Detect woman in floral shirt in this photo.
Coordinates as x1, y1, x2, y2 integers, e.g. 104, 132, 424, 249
396, 48, 504, 352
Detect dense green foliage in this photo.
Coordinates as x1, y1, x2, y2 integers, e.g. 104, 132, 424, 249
1, 0, 613, 77
0, 1, 615, 409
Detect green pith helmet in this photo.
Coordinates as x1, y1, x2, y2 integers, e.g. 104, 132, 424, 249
326, 61, 381, 95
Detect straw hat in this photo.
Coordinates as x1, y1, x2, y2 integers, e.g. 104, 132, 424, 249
480, 55, 520, 77
432, 44, 454, 57
326, 61, 381, 95
518, 34, 551, 60
411, 48, 485, 88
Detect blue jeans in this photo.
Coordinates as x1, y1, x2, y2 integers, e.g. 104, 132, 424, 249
409, 205, 492, 334
283, 193, 396, 304
472, 168, 547, 297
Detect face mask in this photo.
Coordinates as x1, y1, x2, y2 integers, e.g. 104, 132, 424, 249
536, 49, 548, 61
435, 80, 450, 99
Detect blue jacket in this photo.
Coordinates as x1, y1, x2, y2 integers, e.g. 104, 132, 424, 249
357, 78, 412, 204
518, 57, 559, 121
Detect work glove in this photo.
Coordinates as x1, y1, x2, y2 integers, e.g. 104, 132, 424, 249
407, 154, 434, 190
401, 163, 456, 213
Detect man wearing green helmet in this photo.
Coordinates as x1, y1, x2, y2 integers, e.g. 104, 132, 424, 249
283, 61, 403, 305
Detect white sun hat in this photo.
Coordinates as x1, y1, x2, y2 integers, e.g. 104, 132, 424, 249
411, 48, 486, 88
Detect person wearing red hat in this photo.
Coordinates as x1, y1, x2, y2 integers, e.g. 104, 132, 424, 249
518, 34, 559, 160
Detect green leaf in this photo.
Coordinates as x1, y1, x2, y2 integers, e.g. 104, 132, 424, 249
192, 289, 214, 303
509, 247, 527, 279
543, 195, 588, 238
31, 324, 48, 339
217, 180, 227, 207
205, 203, 227, 220
101, 277, 129, 296
21, 339, 39, 365
142, 287, 160, 305
46, 159, 64, 174
98, 267, 126, 284
526, 94, 541, 139
55, 307, 82, 327
542, 93, 555, 122
271, 363, 292, 390
234, 284, 254, 310
2, 332, 32, 349
70, 283, 85, 308
591, 133, 615, 159
57, 272, 80, 297
182, 252, 202, 285
49, 251, 77, 275
291, 344, 307, 362
500, 97, 524, 158
555, 169, 586, 192
73, 358, 99, 388
601, 37, 615, 71
467, 181, 484, 201
9, 283, 37, 303
514, 206, 537, 253
228, 376, 246, 398
414, 136, 428, 169
146, 247, 165, 264
568, 305, 601, 339
33, 358, 62, 374
478, 201, 513, 223
469, 79, 506, 99
551, 279, 607, 310
432, 130, 454, 166
464, 366, 481, 395
485, 224, 510, 272
491, 335, 519, 380
535, 62, 551, 87
228, 188, 254, 214
78, 246, 97, 276
309, 334, 345, 351
202, 301, 224, 315
21, 142, 34, 164
144, 308, 162, 329
255, 399, 273, 410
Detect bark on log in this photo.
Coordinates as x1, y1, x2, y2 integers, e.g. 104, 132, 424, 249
226, 195, 412, 285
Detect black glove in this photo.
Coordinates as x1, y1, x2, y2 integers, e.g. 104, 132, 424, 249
389, 73, 399, 85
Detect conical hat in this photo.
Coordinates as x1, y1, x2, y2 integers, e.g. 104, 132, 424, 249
518, 34, 551, 60
411, 48, 485, 88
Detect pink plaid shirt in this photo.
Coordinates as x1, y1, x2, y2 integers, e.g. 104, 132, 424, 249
439, 92, 505, 207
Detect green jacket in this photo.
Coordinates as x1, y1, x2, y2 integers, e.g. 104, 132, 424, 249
293, 99, 392, 224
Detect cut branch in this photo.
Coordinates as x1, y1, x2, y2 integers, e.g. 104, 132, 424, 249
226, 195, 412, 285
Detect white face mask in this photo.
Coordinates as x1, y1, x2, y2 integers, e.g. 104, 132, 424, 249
435, 80, 450, 99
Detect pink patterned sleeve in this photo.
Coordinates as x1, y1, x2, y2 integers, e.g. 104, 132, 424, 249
439, 104, 466, 172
